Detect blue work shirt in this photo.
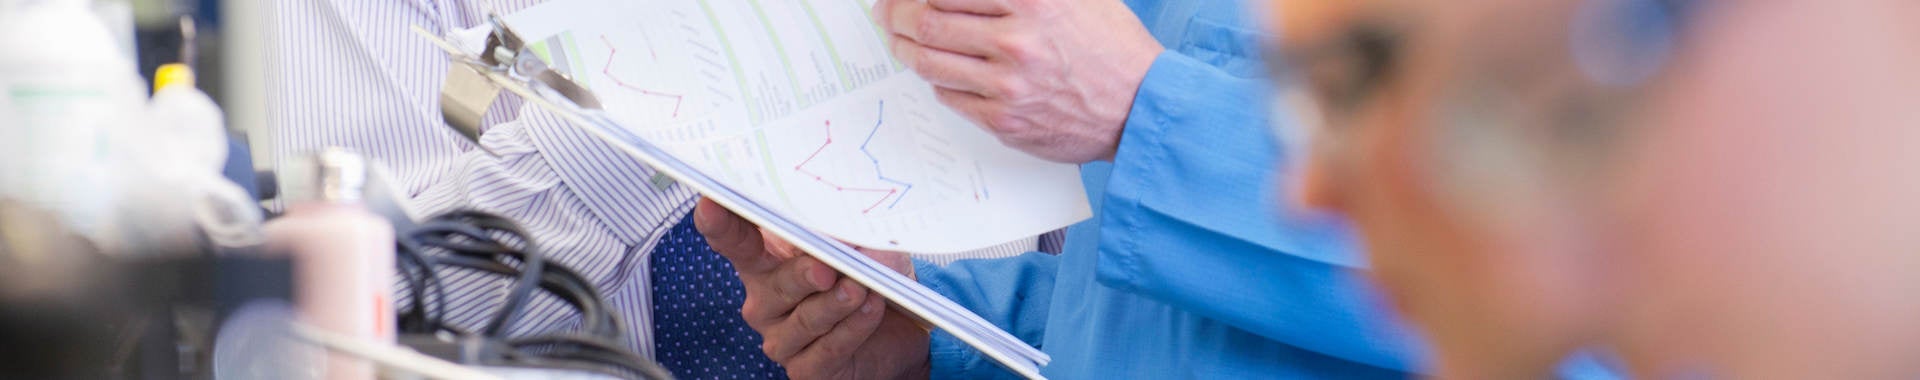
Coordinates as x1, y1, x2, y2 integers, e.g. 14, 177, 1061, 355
913, 1, 1620, 378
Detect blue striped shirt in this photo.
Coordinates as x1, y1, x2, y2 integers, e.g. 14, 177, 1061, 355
267, 0, 685, 357
264, 0, 1041, 358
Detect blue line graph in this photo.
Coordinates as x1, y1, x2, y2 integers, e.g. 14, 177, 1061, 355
860, 100, 915, 209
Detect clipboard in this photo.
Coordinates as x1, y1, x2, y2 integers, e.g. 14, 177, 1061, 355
420, 16, 1050, 379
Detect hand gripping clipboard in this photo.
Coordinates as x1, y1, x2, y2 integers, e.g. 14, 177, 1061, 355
422, 16, 1050, 379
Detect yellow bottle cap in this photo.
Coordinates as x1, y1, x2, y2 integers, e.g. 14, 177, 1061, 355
153, 63, 195, 92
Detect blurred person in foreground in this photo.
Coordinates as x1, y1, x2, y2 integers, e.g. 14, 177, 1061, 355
1271, 0, 1920, 378
692, 0, 1622, 378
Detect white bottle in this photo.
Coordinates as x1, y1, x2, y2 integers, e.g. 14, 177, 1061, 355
148, 63, 230, 172
149, 63, 261, 251
0, 0, 147, 238
102, 63, 260, 255
263, 148, 396, 380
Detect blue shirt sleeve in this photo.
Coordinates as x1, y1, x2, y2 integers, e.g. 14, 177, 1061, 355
914, 254, 1059, 380
1093, 49, 1428, 371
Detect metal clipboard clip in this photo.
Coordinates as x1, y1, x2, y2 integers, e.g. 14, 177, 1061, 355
426, 14, 601, 155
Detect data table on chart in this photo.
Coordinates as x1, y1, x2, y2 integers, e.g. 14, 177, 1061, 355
500, 0, 1091, 254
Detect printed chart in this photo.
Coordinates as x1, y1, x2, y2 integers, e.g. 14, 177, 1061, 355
502, 0, 1088, 253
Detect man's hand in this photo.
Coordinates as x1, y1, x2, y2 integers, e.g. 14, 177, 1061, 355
875, 0, 1164, 163
693, 198, 932, 379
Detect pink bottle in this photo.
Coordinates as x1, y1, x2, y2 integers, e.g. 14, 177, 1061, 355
263, 148, 396, 380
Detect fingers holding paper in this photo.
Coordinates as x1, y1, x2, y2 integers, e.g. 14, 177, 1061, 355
692, 198, 931, 379
874, 0, 1164, 163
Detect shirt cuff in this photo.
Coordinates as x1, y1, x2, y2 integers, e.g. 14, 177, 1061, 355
1088, 51, 1417, 371
1099, 50, 1364, 272
1099, 51, 1206, 289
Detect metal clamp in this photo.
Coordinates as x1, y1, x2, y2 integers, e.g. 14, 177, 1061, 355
437, 14, 602, 154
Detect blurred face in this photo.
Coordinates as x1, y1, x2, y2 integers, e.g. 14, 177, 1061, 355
1267, 0, 1620, 377
1272, 0, 1920, 377
1606, 2, 1920, 377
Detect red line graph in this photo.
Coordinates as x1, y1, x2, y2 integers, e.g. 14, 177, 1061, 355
794, 120, 900, 214
599, 35, 683, 118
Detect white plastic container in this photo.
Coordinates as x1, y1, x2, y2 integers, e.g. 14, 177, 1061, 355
98, 63, 256, 255
142, 63, 263, 251
148, 63, 230, 171
263, 149, 396, 380
0, 0, 147, 237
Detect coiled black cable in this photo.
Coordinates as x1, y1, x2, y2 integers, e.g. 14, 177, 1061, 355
392, 210, 667, 379
405, 211, 546, 338
395, 237, 448, 334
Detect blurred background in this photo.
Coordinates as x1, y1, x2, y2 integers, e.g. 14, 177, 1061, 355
0, 2, 662, 378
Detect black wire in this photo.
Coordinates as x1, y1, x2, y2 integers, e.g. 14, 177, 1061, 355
396, 236, 450, 333
509, 335, 672, 380
392, 209, 661, 379
394, 246, 428, 331
430, 254, 606, 334
432, 253, 623, 340
529, 263, 619, 339
408, 214, 545, 338
394, 238, 449, 333
415, 214, 624, 340
461, 215, 553, 337
508, 335, 639, 360
500, 354, 641, 379
536, 349, 671, 380
512, 254, 624, 339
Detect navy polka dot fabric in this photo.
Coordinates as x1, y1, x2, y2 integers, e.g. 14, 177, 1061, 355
650, 215, 789, 380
